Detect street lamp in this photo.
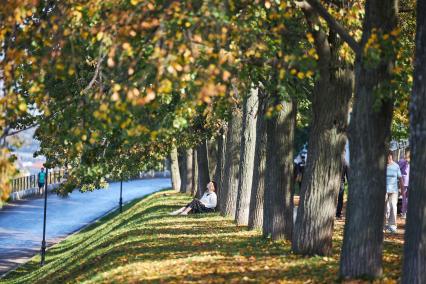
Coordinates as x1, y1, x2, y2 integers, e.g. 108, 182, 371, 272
119, 178, 123, 213
40, 167, 48, 266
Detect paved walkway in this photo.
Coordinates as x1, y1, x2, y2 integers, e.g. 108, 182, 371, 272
0, 178, 171, 276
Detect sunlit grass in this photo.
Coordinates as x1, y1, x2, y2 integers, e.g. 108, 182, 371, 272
1, 190, 402, 283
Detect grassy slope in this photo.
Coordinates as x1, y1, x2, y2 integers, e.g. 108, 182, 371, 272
2, 191, 402, 283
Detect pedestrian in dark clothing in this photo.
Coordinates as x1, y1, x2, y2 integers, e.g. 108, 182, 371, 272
336, 156, 349, 219
398, 149, 410, 218
294, 155, 306, 191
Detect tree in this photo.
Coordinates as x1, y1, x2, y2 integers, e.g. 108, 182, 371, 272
221, 106, 243, 218
263, 96, 296, 241
293, 2, 353, 256
340, 0, 398, 277
196, 140, 210, 197
170, 145, 181, 191
192, 149, 198, 196
178, 150, 187, 193
248, 91, 267, 230
235, 88, 258, 226
402, 0, 426, 282
0, 1, 50, 202
181, 149, 193, 194
301, 0, 400, 277
215, 125, 227, 211
207, 139, 218, 179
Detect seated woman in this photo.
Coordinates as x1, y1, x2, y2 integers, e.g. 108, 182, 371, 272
170, 181, 217, 215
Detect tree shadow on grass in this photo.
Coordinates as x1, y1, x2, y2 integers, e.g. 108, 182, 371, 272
2, 191, 403, 284
46, 200, 181, 256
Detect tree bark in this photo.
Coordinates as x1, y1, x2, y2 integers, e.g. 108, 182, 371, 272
207, 139, 218, 179
263, 98, 296, 241
248, 91, 267, 230
170, 145, 181, 192
340, 0, 398, 278
402, 1, 426, 282
235, 88, 259, 226
196, 140, 210, 198
292, 6, 353, 256
178, 150, 187, 193
183, 149, 193, 194
191, 149, 198, 196
215, 125, 227, 211
221, 107, 243, 218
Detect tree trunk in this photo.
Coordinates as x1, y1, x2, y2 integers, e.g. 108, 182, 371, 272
292, 6, 353, 256
235, 88, 259, 226
221, 107, 243, 218
293, 70, 352, 255
196, 140, 210, 198
170, 145, 181, 192
184, 149, 193, 194
340, 0, 398, 278
191, 149, 198, 196
402, 1, 426, 282
215, 125, 227, 211
207, 139, 218, 179
248, 91, 267, 230
178, 150, 187, 193
263, 98, 296, 241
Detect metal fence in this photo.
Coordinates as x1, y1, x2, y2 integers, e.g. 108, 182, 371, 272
11, 170, 66, 193
10, 169, 170, 194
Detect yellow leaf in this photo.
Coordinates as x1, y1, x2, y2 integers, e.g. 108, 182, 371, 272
99, 103, 108, 112
279, 69, 286, 80
97, 32, 104, 41
158, 79, 172, 93
18, 102, 27, 112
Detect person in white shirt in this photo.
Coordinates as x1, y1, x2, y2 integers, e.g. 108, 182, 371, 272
170, 181, 217, 215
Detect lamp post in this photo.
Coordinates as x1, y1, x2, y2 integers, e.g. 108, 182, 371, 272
119, 178, 123, 213
40, 167, 48, 266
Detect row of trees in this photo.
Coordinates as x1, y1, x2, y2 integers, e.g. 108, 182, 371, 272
0, 0, 424, 282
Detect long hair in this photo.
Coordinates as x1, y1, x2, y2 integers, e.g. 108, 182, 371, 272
211, 180, 218, 192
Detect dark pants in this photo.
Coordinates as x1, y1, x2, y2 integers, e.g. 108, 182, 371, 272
38, 182, 45, 189
186, 199, 215, 214
336, 183, 344, 217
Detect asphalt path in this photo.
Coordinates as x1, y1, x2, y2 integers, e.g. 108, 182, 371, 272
0, 178, 171, 275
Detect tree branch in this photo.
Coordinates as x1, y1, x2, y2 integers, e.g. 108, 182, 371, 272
0, 123, 39, 140
81, 53, 106, 95
296, 0, 361, 55
299, 2, 331, 75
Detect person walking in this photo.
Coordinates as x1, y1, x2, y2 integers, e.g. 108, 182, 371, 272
38, 167, 46, 194
398, 149, 410, 219
294, 151, 307, 192
336, 154, 349, 219
385, 151, 404, 234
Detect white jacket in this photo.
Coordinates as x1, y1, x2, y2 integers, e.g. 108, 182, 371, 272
199, 192, 217, 209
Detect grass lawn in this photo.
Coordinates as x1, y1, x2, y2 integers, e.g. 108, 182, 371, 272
1, 190, 403, 283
